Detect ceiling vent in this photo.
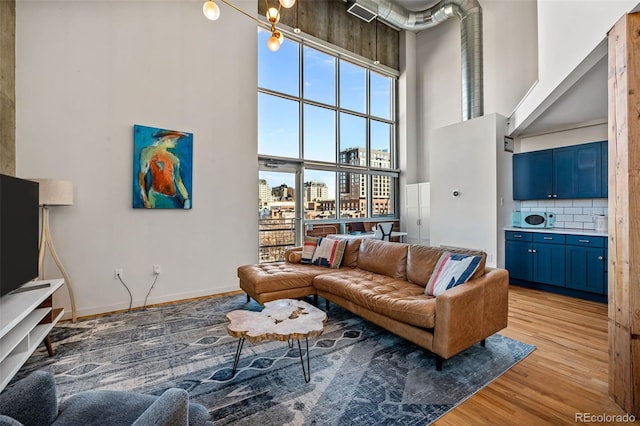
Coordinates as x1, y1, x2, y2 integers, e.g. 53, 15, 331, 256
347, 0, 378, 22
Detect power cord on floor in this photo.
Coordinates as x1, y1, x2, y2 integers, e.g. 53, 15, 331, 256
142, 274, 159, 310
117, 275, 133, 312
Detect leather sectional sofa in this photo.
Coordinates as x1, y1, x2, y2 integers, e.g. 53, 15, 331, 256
237, 238, 509, 370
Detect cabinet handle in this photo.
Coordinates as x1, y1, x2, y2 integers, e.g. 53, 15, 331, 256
598, 256, 604, 260
527, 249, 532, 253
532, 249, 537, 253
514, 235, 523, 238
548, 194, 552, 198
579, 239, 590, 243
417, 218, 421, 226
553, 194, 558, 198
543, 237, 553, 240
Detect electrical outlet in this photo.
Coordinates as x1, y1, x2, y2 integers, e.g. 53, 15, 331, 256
114, 268, 123, 280
153, 264, 161, 275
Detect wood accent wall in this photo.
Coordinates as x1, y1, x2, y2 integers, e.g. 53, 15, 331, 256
0, 0, 16, 176
258, 0, 399, 70
608, 12, 640, 417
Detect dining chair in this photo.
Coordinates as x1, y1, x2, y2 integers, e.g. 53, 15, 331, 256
375, 222, 394, 241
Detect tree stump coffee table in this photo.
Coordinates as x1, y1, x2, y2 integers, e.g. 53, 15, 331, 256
226, 299, 327, 383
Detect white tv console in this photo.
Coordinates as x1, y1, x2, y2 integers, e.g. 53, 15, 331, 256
0, 279, 64, 392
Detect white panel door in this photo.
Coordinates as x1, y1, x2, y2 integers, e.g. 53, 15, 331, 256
418, 182, 431, 245
405, 183, 420, 245
405, 182, 430, 246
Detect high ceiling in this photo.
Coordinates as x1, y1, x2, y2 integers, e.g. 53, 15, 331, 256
517, 55, 607, 137
386, 0, 608, 137
392, 0, 440, 11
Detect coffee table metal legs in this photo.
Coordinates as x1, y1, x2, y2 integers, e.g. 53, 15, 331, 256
231, 337, 245, 377
230, 337, 311, 383
297, 338, 311, 383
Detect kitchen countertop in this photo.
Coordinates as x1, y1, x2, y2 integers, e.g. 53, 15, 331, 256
504, 227, 608, 237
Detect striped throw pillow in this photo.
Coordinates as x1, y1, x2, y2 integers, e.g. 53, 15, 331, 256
425, 252, 482, 296
311, 237, 347, 268
300, 237, 319, 264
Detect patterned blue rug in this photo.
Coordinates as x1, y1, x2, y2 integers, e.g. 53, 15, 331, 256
14, 293, 534, 425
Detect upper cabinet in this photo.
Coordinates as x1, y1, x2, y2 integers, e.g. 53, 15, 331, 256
513, 141, 607, 200
553, 142, 602, 198
601, 141, 608, 198
513, 150, 553, 200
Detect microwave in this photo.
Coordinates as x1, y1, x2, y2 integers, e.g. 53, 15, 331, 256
512, 211, 555, 228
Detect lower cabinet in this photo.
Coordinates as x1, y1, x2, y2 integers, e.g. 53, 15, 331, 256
505, 231, 566, 286
565, 235, 607, 294
505, 230, 607, 301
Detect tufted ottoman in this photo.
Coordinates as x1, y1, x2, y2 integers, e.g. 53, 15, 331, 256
237, 262, 336, 304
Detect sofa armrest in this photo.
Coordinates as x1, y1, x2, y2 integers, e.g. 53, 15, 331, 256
284, 247, 303, 264
0, 371, 58, 426
432, 268, 509, 359
132, 388, 189, 426
0, 415, 23, 426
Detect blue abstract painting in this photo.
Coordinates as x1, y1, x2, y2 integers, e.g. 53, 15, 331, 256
133, 124, 193, 209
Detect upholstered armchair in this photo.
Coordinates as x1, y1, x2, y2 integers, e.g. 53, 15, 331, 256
0, 370, 209, 426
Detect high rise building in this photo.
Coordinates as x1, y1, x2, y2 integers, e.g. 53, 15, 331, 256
258, 179, 272, 208
304, 181, 330, 202
340, 147, 391, 201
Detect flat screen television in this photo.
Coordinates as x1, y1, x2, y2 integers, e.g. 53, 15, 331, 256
0, 175, 39, 297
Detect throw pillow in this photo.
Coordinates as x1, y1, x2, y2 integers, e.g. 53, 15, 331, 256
300, 237, 319, 264
311, 237, 347, 268
425, 251, 482, 296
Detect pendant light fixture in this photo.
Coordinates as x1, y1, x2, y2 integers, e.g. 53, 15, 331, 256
202, 0, 296, 52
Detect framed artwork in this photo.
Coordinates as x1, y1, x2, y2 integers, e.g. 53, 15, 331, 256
132, 124, 193, 209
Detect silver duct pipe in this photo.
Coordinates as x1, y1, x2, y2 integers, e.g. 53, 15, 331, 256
371, 0, 483, 120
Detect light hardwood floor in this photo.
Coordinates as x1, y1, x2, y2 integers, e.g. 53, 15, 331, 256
436, 285, 637, 425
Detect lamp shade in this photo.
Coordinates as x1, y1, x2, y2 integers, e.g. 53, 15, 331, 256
31, 179, 74, 206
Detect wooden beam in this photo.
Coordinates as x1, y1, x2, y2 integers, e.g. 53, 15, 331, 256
608, 12, 640, 417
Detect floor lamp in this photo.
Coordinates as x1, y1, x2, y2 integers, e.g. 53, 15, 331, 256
32, 179, 77, 323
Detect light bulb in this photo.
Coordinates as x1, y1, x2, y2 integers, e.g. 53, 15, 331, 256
202, 0, 220, 20
266, 7, 280, 24
279, 0, 296, 8
267, 35, 281, 52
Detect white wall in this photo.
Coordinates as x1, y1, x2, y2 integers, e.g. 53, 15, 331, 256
429, 113, 512, 268
510, 0, 639, 133
412, 0, 538, 183
16, 1, 259, 318
398, 31, 418, 233
518, 123, 607, 152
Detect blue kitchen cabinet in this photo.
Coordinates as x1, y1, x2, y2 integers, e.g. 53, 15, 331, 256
505, 231, 607, 301
505, 239, 533, 281
565, 235, 606, 294
512, 141, 607, 200
505, 232, 565, 286
532, 233, 566, 287
601, 141, 608, 198
553, 142, 602, 199
513, 150, 553, 200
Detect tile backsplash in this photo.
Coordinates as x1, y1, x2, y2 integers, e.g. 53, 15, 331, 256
518, 199, 608, 230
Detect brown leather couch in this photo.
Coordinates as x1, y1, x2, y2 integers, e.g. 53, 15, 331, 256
237, 239, 509, 370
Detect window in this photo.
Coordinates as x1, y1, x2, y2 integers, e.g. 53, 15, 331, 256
258, 28, 397, 224
303, 104, 335, 163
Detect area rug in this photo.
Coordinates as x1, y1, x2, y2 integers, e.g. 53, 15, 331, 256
15, 293, 534, 425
